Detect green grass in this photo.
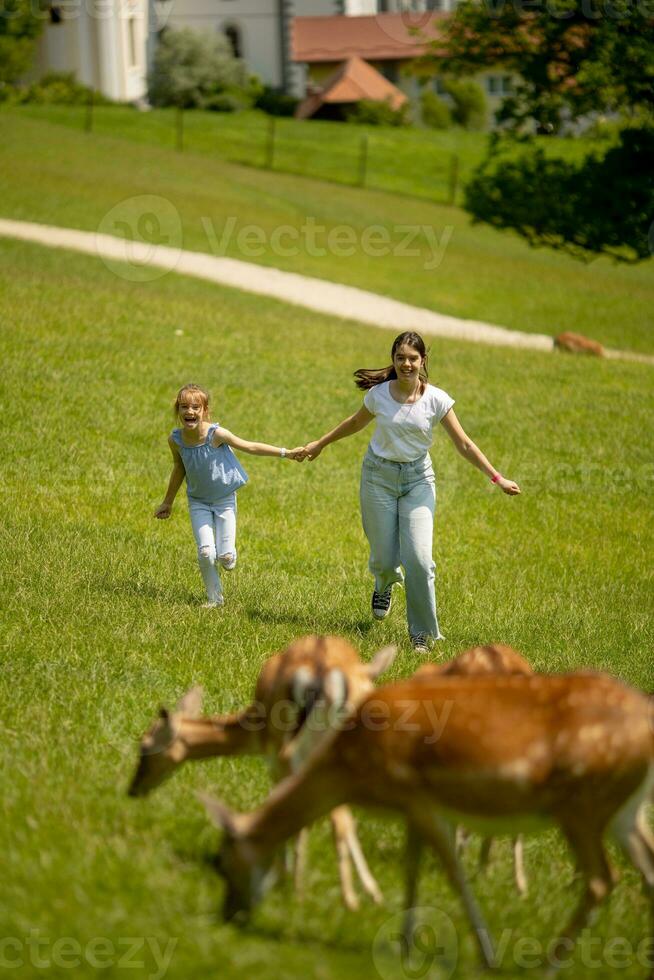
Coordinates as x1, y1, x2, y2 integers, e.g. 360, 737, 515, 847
1, 237, 653, 979
1, 111, 652, 354
3, 103, 596, 205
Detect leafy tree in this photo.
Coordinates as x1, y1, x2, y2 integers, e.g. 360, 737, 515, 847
464, 127, 654, 261
148, 28, 257, 110
0, 0, 43, 86
346, 99, 411, 126
421, 90, 452, 129
443, 78, 486, 129
419, 0, 654, 133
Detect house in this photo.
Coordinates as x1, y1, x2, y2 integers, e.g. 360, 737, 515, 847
291, 12, 516, 121
32, 0, 149, 102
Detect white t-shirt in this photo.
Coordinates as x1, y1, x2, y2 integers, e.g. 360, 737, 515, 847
363, 381, 455, 462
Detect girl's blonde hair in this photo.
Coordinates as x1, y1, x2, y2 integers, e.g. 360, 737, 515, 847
174, 383, 210, 420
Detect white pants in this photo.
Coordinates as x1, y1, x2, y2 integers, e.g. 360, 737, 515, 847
188, 494, 237, 603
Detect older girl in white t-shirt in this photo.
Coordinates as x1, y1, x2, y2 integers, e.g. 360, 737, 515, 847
303, 331, 520, 653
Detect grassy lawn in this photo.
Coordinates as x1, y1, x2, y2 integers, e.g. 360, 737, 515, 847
1, 111, 652, 355
3, 104, 597, 205
1, 236, 653, 979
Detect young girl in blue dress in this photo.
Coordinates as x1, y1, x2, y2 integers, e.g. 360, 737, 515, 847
155, 383, 303, 607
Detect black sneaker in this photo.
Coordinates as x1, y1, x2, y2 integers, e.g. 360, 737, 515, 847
372, 587, 392, 620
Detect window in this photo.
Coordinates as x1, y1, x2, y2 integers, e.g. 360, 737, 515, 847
487, 74, 513, 95
127, 17, 138, 68
223, 24, 242, 59
433, 76, 447, 95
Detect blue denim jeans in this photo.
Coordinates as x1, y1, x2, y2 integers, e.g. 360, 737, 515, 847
360, 447, 443, 641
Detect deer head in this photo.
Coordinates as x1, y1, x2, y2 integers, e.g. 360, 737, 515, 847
128, 686, 204, 797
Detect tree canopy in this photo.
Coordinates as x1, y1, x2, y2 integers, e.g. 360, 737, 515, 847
421, 0, 654, 132
0, 0, 44, 86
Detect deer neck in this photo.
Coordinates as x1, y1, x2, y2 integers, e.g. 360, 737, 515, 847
176, 710, 263, 760
244, 756, 350, 855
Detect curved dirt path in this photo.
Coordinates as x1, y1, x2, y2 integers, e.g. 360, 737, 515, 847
1, 218, 650, 363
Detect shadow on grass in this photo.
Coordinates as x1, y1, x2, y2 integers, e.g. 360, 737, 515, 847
94, 576, 199, 605
245, 607, 373, 635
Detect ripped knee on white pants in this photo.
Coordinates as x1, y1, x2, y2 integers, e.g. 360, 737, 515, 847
218, 552, 237, 570
198, 544, 217, 564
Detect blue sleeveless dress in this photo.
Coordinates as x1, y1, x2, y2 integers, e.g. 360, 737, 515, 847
171, 424, 248, 503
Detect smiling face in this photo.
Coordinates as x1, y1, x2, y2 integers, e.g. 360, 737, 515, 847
392, 343, 424, 386
177, 390, 208, 431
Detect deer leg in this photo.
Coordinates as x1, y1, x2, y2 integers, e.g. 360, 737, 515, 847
412, 809, 496, 970
550, 822, 614, 971
341, 810, 383, 904
478, 836, 493, 873
293, 828, 309, 898
513, 836, 528, 897
403, 823, 424, 947
330, 807, 360, 910
455, 825, 469, 855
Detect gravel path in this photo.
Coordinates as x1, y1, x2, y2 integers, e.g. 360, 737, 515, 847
2, 217, 650, 363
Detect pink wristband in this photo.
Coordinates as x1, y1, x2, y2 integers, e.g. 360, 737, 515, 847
491, 473, 502, 484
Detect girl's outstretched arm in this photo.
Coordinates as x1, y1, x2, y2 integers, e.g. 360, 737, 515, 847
304, 405, 374, 461
440, 409, 520, 495
155, 437, 186, 518
213, 427, 305, 461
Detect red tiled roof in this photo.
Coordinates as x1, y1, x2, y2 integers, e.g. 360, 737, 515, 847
295, 56, 407, 119
291, 13, 446, 64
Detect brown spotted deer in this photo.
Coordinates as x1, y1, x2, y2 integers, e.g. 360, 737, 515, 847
201, 671, 654, 970
128, 634, 396, 909
412, 644, 533, 898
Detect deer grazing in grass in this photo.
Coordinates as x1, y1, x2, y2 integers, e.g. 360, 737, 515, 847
412, 643, 533, 898
128, 634, 396, 909
201, 670, 654, 970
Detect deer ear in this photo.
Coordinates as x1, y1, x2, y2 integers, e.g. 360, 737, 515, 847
175, 685, 204, 717
366, 644, 397, 679
197, 792, 249, 837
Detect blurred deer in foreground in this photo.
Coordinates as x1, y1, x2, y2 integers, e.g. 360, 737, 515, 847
412, 643, 533, 898
128, 634, 396, 909
201, 670, 654, 971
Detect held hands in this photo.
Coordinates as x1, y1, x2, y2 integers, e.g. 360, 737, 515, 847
154, 502, 172, 519
286, 447, 309, 462
284, 443, 322, 461
303, 441, 323, 461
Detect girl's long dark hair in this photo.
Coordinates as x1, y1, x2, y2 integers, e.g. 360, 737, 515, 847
353, 332, 429, 391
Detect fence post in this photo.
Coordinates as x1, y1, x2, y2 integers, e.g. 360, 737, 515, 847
448, 153, 459, 205
175, 107, 184, 152
265, 116, 276, 169
357, 135, 368, 187
84, 91, 93, 133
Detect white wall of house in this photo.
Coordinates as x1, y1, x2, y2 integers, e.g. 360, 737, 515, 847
33, 0, 148, 101
164, 0, 287, 86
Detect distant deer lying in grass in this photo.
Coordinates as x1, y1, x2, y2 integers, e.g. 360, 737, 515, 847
201, 670, 654, 970
412, 643, 533, 898
128, 634, 396, 909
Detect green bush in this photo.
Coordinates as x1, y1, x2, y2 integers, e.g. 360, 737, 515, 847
346, 98, 410, 127
9, 71, 109, 105
148, 28, 257, 110
464, 126, 654, 261
421, 90, 452, 129
443, 79, 486, 130
255, 86, 299, 117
